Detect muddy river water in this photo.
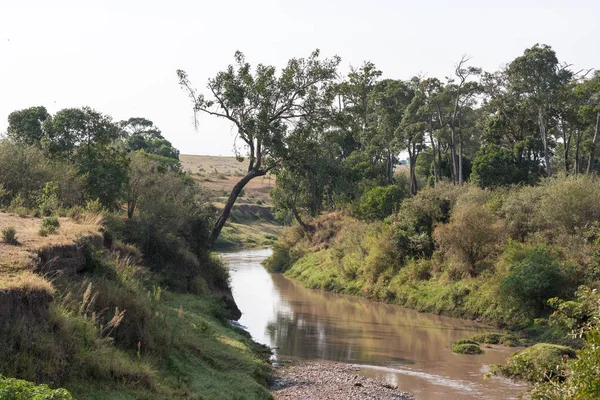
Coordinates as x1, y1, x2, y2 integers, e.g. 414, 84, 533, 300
223, 249, 527, 400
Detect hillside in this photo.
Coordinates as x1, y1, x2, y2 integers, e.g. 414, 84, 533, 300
180, 154, 281, 250
0, 212, 272, 399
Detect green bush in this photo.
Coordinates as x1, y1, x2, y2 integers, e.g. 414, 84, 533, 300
470, 144, 524, 188
39, 217, 60, 236
38, 182, 59, 217
0, 375, 72, 400
357, 184, 405, 221
1, 226, 19, 245
500, 248, 564, 315
452, 340, 484, 354
489, 343, 576, 383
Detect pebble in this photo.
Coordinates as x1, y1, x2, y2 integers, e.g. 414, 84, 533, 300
271, 361, 414, 400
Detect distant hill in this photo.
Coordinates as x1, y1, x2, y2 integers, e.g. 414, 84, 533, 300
180, 154, 275, 206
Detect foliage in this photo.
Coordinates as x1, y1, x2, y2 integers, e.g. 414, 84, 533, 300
489, 343, 576, 383
451, 340, 484, 354
0, 375, 72, 400
433, 194, 504, 275
500, 248, 565, 316
39, 217, 60, 236
470, 144, 522, 187
357, 184, 405, 221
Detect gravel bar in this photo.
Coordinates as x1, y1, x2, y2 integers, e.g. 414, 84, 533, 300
271, 361, 414, 399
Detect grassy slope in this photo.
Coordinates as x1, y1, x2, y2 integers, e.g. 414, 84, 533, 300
0, 212, 272, 400
70, 292, 272, 400
180, 154, 281, 250
266, 212, 574, 343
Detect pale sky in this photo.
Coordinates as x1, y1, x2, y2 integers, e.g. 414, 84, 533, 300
1, 0, 598, 156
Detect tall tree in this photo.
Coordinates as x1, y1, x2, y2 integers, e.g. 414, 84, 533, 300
507, 44, 572, 177
177, 50, 340, 245
369, 79, 414, 184
446, 56, 481, 184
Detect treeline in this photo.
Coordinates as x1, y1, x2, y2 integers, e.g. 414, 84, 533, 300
260, 44, 600, 224
1, 107, 222, 292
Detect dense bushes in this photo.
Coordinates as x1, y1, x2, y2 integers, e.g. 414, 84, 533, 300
356, 184, 405, 221
270, 175, 600, 333
500, 248, 565, 316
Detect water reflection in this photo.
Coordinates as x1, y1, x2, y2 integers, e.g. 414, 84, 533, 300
223, 249, 527, 400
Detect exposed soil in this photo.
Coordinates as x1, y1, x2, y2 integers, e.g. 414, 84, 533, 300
271, 361, 413, 400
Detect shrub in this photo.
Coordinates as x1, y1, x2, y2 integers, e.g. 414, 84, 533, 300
357, 184, 405, 221
500, 248, 564, 315
39, 216, 60, 236
489, 343, 576, 383
452, 340, 484, 354
38, 181, 59, 216
1, 226, 18, 245
433, 199, 504, 276
0, 375, 73, 399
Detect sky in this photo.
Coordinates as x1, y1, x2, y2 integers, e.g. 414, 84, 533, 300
1, 0, 599, 156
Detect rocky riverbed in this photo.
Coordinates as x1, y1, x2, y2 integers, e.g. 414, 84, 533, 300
271, 361, 414, 399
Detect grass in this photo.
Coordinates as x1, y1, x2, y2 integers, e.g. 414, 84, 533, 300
0, 212, 99, 293
179, 155, 275, 206
0, 211, 273, 399
66, 292, 272, 400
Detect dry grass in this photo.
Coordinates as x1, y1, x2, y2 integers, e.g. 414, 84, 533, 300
180, 154, 275, 205
0, 212, 99, 293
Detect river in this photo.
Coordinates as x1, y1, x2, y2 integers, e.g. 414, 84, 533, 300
223, 248, 527, 400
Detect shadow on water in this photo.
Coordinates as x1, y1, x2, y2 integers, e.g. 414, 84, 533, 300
222, 248, 528, 400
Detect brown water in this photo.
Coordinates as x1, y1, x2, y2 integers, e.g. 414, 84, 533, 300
223, 249, 527, 400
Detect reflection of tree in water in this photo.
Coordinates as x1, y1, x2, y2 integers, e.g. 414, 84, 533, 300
266, 273, 490, 364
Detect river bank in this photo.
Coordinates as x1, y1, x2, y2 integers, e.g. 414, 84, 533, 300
271, 361, 413, 399
224, 248, 527, 400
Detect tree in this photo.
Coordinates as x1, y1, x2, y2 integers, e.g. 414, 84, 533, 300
42, 107, 127, 208
507, 44, 572, 177
470, 144, 519, 187
43, 107, 120, 163
575, 71, 600, 174
177, 50, 340, 245
446, 56, 481, 184
6, 106, 50, 145
120, 117, 180, 160
369, 79, 414, 184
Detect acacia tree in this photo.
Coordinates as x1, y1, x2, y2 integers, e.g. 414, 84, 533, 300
177, 50, 340, 245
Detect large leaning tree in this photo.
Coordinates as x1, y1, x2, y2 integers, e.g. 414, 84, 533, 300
177, 50, 340, 246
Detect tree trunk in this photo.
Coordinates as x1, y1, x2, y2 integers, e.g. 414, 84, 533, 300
458, 130, 463, 185
408, 143, 418, 195
560, 118, 571, 175
292, 205, 314, 233
387, 148, 394, 185
429, 131, 438, 184
209, 169, 265, 246
587, 112, 600, 174
575, 128, 582, 174
539, 109, 552, 177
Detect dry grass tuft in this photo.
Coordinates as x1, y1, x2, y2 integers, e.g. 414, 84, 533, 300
0, 271, 54, 295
